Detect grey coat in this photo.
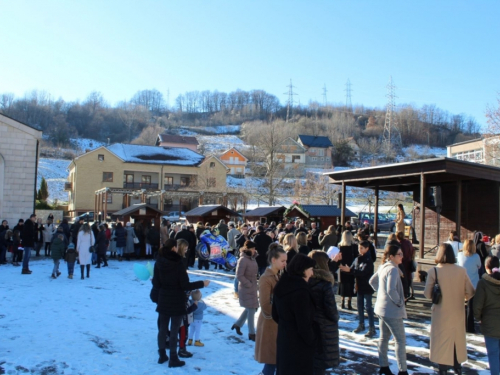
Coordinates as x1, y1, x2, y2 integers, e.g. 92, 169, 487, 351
236, 252, 259, 309
124, 226, 136, 254
318, 233, 337, 252
369, 261, 407, 319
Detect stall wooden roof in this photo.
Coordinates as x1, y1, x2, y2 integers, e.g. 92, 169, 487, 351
326, 157, 500, 192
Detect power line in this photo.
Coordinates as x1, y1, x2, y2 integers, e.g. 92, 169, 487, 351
344, 79, 352, 112
322, 84, 328, 106
284, 79, 297, 122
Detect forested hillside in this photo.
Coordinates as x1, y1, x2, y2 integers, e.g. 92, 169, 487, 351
0, 88, 480, 149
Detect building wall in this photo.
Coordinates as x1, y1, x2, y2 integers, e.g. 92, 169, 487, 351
304, 147, 332, 166
219, 149, 247, 175
158, 141, 198, 152
0, 117, 41, 225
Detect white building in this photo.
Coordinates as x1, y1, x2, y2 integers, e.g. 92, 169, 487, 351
0, 114, 42, 224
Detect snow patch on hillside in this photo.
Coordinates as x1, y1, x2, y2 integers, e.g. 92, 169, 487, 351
197, 135, 248, 155
37, 158, 70, 203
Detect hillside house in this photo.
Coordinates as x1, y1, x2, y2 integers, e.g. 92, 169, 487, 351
0, 114, 43, 225
218, 147, 247, 177
67, 143, 231, 217
275, 137, 306, 176
297, 135, 333, 168
155, 134, 199, 152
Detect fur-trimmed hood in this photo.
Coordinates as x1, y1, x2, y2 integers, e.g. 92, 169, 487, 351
312, 268, 335, 284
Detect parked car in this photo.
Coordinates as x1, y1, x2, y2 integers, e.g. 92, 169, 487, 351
357, 212, 395, 232
74, 211, 94, 223
162, 211, 186, 222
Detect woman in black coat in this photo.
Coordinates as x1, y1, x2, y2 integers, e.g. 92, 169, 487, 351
114, 222, 126, 261
337, 231, 358, 310
272, 253, 317, 375
95, 225, 109, 268
152, 239, 209, 368
308, 251, 339, 374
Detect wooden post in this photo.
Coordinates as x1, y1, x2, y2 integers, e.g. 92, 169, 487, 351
94, 193, 98, 219
340, 181, 346, 229
374, 186, 379, 246
420, 173, 426, 259
456, 180, 462, 239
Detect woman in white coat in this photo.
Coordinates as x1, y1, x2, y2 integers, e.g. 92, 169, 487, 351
77, 223, 95, 280
43, 220, 57, 257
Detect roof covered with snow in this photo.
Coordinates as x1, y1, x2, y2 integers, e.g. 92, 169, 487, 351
298, 135, 333, 148
112, 203, 164, 217
107, 143, 204, 166
156, 133, 199, 146
243, 206, 286, 217
185, 205, 240, 217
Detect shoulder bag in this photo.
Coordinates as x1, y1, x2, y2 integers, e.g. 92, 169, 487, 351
89, 233, 95, 253
431, 267, 442, 304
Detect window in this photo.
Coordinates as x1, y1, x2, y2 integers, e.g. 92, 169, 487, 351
317, 149, 324, 156
180, 177, 190, 186
321, 157, 324, 161
164, 176, 173, 185
207, 177, 216, 187
102, 194, 112, 203
98, 154, 104, 161
312, 157, 317, 161
103, 172, 113, 182
125, 174, 134, 183
210, 162, 215, 168
141, 175, 151, 184
325, 157, 330, 161
292, 155, 301, 163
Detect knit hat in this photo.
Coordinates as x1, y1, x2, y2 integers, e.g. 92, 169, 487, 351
67, 243, 75, 249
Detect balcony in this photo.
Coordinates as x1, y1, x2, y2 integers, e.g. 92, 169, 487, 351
64, 182, 72, 191
123, 182, 159, 189
163, 184, 193, 191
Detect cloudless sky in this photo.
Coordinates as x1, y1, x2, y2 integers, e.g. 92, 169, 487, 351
0, 0, 499, 127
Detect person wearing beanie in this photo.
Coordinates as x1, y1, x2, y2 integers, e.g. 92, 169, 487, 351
65, 242, 77, 279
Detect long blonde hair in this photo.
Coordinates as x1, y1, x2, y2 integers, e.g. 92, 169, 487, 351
283, 233, 297, 252
463, 239, 476, 257
338, 230, 353, 247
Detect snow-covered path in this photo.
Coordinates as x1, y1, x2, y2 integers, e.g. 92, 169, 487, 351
0, 258, 490, 374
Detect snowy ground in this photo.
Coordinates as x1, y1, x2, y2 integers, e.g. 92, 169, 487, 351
0, 257, 490, 375
197, 135, 248, 155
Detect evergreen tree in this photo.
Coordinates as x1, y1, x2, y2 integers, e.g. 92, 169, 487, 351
40, 177, 49, 201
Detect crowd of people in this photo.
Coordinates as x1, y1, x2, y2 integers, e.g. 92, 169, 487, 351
2, 213, 500, 374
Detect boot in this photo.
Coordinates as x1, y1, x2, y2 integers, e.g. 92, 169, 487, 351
86, 264, 90, 278
353, 324, 365, 334
194, 340, 204, 347
231, 324, 242, 336
178, 348, 193, 358
57, 271, 61, 277
168, 354, 185, 368
21, 268, 32, 274
80, 265, 85, 279
454, 365, 462, 375
341, 299, 345, 309
379, 367, 394, 375
248, 334, 256, 341
348, 300, 354, 310
438, 368, 448, 375
68, 274, 73, 279
187, 339, 193, 346
51, 273, 57, 279
365, 326, 376, 338
157, 349, 168, 364
397, 372, 409, 375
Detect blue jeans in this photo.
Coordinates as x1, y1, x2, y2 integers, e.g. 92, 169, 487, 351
378, 317, 407, 371
67, 261, 75, 275
262, 363, 276, 375
357, 294, 375, 327
258, 266, 266, 276
485, 336, 500, 375
234, 277, 239, 293
52, 259, 60, 275
22, 247, 32, 269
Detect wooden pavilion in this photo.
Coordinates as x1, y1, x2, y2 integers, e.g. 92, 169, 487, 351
184, 205, 241, 227
243, 206, 286, 225
326, 157, 500, 258
284, 204, 357, 230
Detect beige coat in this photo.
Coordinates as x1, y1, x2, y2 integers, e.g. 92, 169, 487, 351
423, 264, 475, 366
160, 225, 170, 246
395, 210, 405, 233
236, 252, 259, 309
255, 267, 280, 364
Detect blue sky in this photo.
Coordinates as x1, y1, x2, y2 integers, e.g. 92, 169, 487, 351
0, 0, 498, 127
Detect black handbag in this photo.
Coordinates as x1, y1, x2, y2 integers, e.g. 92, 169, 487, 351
431, 267, 442, 304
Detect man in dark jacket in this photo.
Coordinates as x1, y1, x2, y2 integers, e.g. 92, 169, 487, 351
147, 225, 161, 259
152, 239, 209, 367
309, 222, 320, 250
253, 225, 272, 276
216, 219, 228, 240
21, 214, 37, 274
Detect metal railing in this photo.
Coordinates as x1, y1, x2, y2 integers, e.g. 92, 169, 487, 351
123, 182, 159, 189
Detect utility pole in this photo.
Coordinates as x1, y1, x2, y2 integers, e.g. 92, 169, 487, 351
344, 79, 352, 112
322, 84, 328, 107
284, 79, 297, 123
383, 76, 401, 151
166, 88, 170, 111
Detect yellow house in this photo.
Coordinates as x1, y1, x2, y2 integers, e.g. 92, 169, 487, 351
67, 143, 229, 217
